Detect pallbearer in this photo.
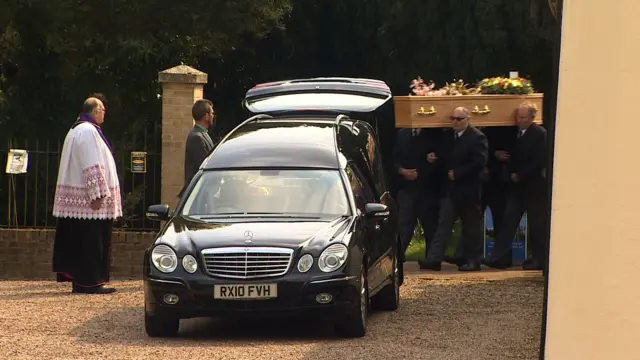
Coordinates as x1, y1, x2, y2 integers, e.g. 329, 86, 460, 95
51, 97, 123, 294
484, 101, 548, 270
420, 107, 488, 271
391, 126, 441, 260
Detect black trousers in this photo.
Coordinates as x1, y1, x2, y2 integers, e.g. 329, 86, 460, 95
490, 190, 548, 265
426, 195, 484, 263
397, 187, 440, 255
454, 185, 507, 259
52, 217, 114, 287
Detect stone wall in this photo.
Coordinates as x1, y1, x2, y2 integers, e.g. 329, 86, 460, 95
0, 228, 156, 280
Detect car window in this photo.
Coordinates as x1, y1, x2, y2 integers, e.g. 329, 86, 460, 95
345, 163, 375, 204
345, 165, 364, 200
368, 131, 388, 195
181, 169, 351, 217
349, 122, 386, 199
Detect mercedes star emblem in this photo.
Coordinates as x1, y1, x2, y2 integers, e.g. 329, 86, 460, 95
244, 230, 253, 242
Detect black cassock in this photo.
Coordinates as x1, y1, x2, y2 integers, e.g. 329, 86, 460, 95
52, 217, 113, 288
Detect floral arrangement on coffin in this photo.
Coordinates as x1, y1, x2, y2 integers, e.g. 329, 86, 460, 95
478, 76, 534, 95
409, 75, 535, 96
409, 77, 480, 96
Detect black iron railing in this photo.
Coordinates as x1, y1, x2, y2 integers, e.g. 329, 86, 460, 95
0, 126, 162, 231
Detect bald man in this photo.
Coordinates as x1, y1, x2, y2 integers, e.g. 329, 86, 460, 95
484, 102, 548, 271
52, 97, 122, 294
419, 107, 488, 271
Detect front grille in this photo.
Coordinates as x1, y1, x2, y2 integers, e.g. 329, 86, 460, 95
201, 247, 294, 279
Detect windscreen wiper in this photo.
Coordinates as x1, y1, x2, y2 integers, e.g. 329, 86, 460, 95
198, 212, 321, 219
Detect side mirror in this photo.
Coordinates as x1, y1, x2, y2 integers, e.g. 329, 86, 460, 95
146, 204, 171, 221
364, 203, 390, 219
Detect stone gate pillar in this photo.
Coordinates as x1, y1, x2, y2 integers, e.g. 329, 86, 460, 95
158, 65, 208, 209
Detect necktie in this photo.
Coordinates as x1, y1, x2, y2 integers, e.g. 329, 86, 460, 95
518, 130, 524, 139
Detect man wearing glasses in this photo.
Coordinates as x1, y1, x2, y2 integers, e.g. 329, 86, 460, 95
419, 107, 488, 271
179, 99, 216, 198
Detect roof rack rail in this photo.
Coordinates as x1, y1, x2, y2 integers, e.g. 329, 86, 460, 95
334, 114, 350, 126
199, 113, 274, 169
334, 114, 358, 132
244, 113, 274, 124
225, 113, 273, 137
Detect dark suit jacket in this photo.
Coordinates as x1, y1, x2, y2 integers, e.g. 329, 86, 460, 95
391, 128, 440, 194
179, 125, 215, 197
482, 126, 518, 190
507, 123, 547, 195
436, 125, 489, 202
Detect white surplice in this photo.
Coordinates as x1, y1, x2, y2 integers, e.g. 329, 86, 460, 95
52, 122, 123, 220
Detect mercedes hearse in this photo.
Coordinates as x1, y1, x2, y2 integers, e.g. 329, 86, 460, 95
143, 78, 400, 338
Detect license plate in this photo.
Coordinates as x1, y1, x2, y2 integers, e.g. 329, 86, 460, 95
213, 284, 277, 300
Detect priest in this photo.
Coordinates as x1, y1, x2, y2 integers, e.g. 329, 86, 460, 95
51, 97, 122, 294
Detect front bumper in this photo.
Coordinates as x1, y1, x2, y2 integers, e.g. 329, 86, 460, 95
144, 272, 359, 320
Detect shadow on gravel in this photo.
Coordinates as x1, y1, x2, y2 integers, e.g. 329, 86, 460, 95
0, 284, 141, 301
297, 276, 545, 360
71, 274, 544, 359
0, 281, 63, 291
71, 306, 389, 346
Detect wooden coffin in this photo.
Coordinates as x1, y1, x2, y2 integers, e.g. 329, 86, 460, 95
393, 93, 544, 128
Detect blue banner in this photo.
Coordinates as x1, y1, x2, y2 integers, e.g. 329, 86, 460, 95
483, 208, 527, 265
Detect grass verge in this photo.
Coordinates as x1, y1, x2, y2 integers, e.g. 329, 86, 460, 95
403, 220, 462, 262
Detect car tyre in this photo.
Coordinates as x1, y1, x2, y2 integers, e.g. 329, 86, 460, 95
145, 312, 180, 338
371, 239, 401, 311
335, 265, 368, 338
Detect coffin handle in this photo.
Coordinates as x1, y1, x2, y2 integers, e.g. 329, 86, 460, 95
472, 105, 491, 114
417, 106, 437, 116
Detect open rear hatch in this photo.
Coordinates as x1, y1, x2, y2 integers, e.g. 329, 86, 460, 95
242, 77, 392, 116
242, 77, 401, 195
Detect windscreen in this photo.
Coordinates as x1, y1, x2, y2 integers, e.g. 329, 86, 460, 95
181, 169, 351, 217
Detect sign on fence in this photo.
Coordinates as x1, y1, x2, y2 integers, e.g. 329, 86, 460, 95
5, 149, 28, 174
131, 151, 147, 173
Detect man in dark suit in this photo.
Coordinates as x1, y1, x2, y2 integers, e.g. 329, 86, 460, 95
419, 107, 488, 271
391, 127, 441, 260
179, 99, 216, 198
484, 102, 548, 271
445, 125, 515, 266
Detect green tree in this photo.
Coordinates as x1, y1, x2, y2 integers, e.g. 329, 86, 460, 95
0, 0, 292, 138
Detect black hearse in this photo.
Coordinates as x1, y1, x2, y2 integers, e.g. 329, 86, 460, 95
143, 78, 400, 338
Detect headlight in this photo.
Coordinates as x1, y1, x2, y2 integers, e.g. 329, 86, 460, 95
297, 254, 314, 273
182, 254, 198, 274
318, 244, 348, 273
151, 245, 178, 273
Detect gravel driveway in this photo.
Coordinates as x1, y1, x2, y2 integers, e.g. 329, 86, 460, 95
0, 265, 544, 360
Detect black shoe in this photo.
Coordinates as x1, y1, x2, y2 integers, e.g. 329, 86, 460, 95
522, 259, 543, 271
458, 261, 481, 272
443, 255, 466, 267
418, 259, 442, 271
483, 258, 512, 270
72, 285, 116, 294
